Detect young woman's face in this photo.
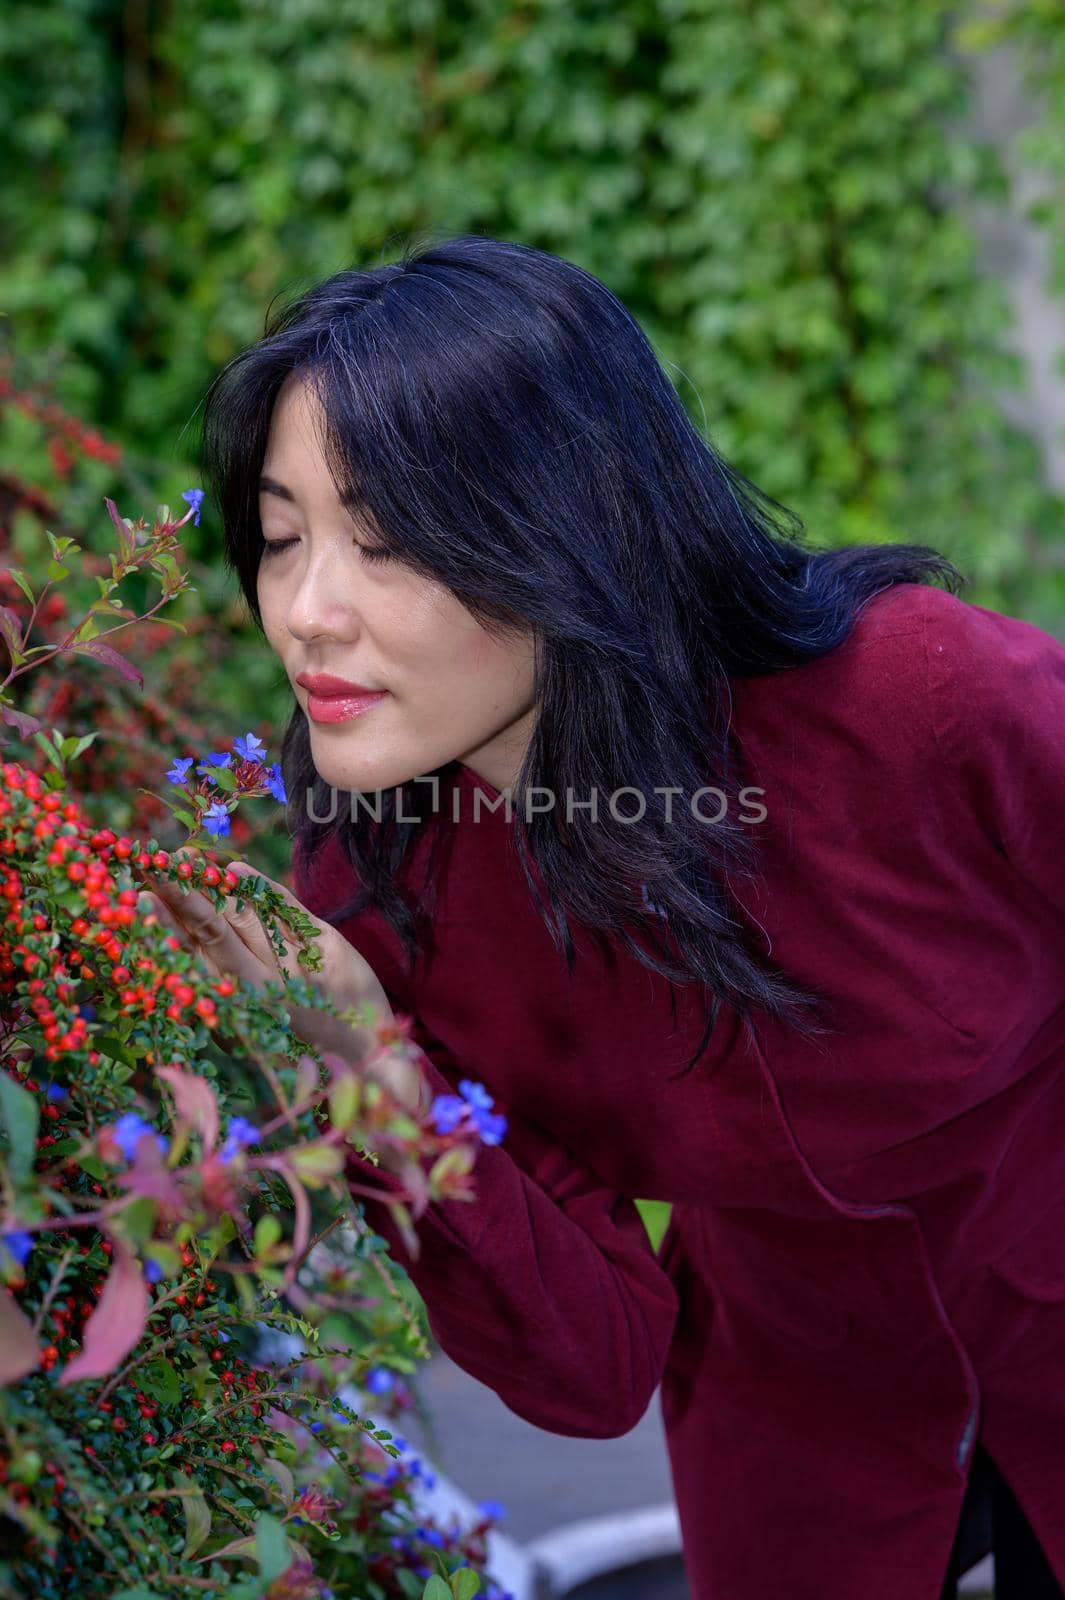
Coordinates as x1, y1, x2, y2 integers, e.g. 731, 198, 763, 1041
256, 374, 537, 799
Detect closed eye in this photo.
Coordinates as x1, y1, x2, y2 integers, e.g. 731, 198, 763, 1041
260, 538, 392, 564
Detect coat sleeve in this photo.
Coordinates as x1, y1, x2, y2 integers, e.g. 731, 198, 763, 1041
288, 835, 680, 1440
926, 597, 1065, 918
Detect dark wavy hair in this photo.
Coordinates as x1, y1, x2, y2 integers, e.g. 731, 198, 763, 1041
200, 231, 966, 1077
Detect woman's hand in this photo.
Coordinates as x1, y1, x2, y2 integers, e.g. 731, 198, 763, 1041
138, 850, 424, 1114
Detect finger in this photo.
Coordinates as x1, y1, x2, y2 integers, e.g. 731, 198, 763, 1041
149, 879, 279, 987
224, 864, 329, 978
137, 889, 191, 945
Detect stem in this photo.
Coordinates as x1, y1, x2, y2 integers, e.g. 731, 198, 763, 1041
3, 586, 185, 688
31, 1242, 76, 1336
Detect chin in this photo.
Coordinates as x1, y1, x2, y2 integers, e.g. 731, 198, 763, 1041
309, 745, 419, 800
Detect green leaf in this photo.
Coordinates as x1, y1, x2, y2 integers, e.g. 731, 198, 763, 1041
62, 732, 99, 762
46, 560, 70, 582
422, 1579, 452, 1600
77, 1153, 108, 1180
451, 1570, 483, 1600
95, 1035, 138, 1070
253, 1214, 282, 1256
116, 1195, 157, 1247
111, 1589, 162, 1600
32, 729, 63, 771
328, 1074, 360, 1131
0, 1070, 38, 1184
290, 1142, 345, 1183
6, 569, 35, 605
140, 1356, 182, 1407
254, 1512, 290, 1583
182, 1482, 212, 1559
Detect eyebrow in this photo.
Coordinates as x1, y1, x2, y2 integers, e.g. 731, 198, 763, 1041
259, 474, 361, 511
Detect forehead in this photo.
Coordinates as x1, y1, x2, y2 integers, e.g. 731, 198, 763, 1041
262, 373, 327, 465
259, 375, 352, 512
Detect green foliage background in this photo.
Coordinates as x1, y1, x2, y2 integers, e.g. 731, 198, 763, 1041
3, 0, 1065, 635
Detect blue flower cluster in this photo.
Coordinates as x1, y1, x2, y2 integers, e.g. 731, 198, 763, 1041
165, 734, 287, 841
430, 1079, 507, 1146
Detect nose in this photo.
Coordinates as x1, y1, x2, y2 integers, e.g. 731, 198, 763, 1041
284, 547, 361, 644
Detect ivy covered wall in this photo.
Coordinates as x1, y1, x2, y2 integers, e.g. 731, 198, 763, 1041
2, 0, 1063, 626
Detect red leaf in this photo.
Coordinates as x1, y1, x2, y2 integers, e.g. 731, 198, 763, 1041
57, 1242, 149, 1385
69, 639, 144, 690
155, 1065, 219, 1153
104, 497, 134, 563
0, 605, 23, 656
0, 704, 44, 738
0, 1288, 40, 1386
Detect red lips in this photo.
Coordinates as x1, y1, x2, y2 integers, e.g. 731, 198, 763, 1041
296, 672, 383, 696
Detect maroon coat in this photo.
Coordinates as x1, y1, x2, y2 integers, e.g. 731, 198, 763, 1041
292, 582, 1065, 1599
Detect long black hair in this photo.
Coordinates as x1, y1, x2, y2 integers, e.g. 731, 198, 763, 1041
200, 231, 966, 1077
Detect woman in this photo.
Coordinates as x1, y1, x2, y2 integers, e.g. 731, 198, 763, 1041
149, 235, 1065, 1599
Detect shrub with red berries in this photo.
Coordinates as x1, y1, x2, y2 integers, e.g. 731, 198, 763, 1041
0, 489, 510, 1600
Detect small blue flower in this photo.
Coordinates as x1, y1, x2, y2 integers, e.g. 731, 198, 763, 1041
113, 1113, 169, 1162
166, 756, 195, 785
364, 1366, 394, 1394
429, 1094, 468, 1135
458, 1079, 494, 1112
266, 762, 287, 805
181, 488, 205, 526
309, 1420, 326, 1435
46, 1080, 70, 1100
202, 802, 231, 838
474, 1109, 507, 1146
391, 1434, 408, 1452
478, 1498, 507, 1521
219, 1117, 258, 1163
3, 1230, 34, 1267
143, 1259, 164, 1284
421, 1527, 445, 1548
234, 733, 268, 762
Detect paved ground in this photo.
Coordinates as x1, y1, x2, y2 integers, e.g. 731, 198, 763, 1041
400, 1348, 678, 1546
